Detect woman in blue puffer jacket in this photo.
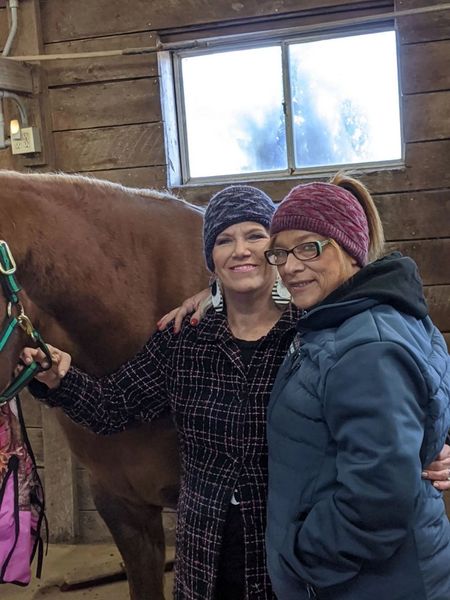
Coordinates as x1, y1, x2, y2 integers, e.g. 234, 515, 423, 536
265, 173, 450, 600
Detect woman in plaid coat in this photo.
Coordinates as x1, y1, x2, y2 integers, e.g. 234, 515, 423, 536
22, 185, 298, 600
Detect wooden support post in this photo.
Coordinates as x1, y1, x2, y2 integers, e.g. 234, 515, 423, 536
6, 0, 55, 169
0, 57, 32, 92
41, 407, 79, 542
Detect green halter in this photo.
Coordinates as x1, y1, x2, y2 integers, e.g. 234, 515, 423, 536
0, 241, 52, 406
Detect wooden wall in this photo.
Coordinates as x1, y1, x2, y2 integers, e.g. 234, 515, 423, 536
0, 0, 448, 540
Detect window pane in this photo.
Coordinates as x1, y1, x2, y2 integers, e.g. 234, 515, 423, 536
181, 47, 286, 178
289, 31, 402, 168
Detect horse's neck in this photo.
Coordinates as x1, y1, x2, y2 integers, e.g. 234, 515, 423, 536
3, 183, 207, 373
16, 205, 157, 370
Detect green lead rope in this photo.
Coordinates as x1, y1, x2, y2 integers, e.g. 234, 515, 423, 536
0, 241, 53, 407
0, 330, 52, 407
0, 242, 20, 303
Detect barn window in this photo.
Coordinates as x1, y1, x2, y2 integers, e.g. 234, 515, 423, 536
168, 27, 402, 185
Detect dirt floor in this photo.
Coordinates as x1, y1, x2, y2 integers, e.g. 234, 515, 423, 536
2, 544, 174, 599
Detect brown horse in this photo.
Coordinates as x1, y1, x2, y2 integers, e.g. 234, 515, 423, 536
0, 169, 209, 599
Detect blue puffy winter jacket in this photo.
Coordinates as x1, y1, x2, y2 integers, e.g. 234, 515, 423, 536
266, 254, 450, 600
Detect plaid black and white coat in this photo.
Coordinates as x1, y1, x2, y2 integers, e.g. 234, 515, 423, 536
32, 307, 298, 600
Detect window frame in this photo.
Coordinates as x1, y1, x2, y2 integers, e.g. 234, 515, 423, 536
171, 22, 404, 186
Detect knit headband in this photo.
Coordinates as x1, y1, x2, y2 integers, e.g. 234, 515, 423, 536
203, 185, 276, 272
270, 182, 369, 266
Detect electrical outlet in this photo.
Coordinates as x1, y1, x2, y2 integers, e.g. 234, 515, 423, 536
11, 126, 41, 154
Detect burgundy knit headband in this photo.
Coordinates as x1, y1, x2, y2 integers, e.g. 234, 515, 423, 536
270, 182, 369, 266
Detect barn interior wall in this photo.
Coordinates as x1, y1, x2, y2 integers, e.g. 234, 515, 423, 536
0, 0, 447, 542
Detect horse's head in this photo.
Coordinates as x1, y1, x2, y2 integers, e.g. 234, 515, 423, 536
0, 240, 52, 406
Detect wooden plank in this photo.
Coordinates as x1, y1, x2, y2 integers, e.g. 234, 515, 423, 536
375, 190, 450, 241
400, 40, 450, 94
37, 466, 45, 488
54, 122, 165, 172
0, 57, 33, 93
21, 390, 42, 427
77, 468, 95, 510
49, 78, 161, 131
41, 0, 381, 43
403, 92, 450, 143
27, 427, 43, 466
83, 166, 167, 189
41, 407, 79, 542
79, 510, 112, 543
45, 32, 158, 86
396, 0, 450, 44
424, 285, 450, 331
362, 141, 450, 193
385, 239, 450, 286
163, 510, 177, 546
444, 333, 450, 351
160, 3, 392, 44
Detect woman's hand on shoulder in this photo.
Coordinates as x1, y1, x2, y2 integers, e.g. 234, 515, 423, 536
17, 344, 72, 390
157, 288, 211, 333
422, 444, 450, 491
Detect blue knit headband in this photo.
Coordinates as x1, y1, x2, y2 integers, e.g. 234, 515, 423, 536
203, 185, 276, 272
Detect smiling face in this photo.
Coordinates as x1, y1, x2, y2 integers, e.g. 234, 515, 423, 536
212, 221, 276, 298
272, 229, 360, 310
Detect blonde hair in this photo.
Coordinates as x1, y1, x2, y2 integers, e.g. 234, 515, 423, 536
329, 172, 385, 262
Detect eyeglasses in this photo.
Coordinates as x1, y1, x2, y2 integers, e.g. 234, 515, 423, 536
264, 239, 332, 266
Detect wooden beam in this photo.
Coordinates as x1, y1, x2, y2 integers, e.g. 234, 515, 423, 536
404, 91, 450, 142
397, 0, 450, 44
424, 285, 450, 331
41, 407, 79, 542
385, 238, 450, 286
40, 0, 384, 43
401, 40, 450, 94
49, 77, 161, 131
79, 510, 111, 543
83, 166, 167, 189
45, 32, 158, 86
21, 388, 42, 427
54, 122, 165, 172
376, 190, 450, 241
0, 56, 33, 92
8, 0, 56, 169
444, 333, 450, 351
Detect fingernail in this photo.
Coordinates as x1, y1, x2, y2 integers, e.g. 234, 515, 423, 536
433, 482, 441, 489
421, 471, 428, 478
190, 318, 198, 326
60, 370, 66, 377
42, 362, 49, 369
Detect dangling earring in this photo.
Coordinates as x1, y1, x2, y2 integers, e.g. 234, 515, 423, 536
271, 275, 291, 308
210, 279, 224, 313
